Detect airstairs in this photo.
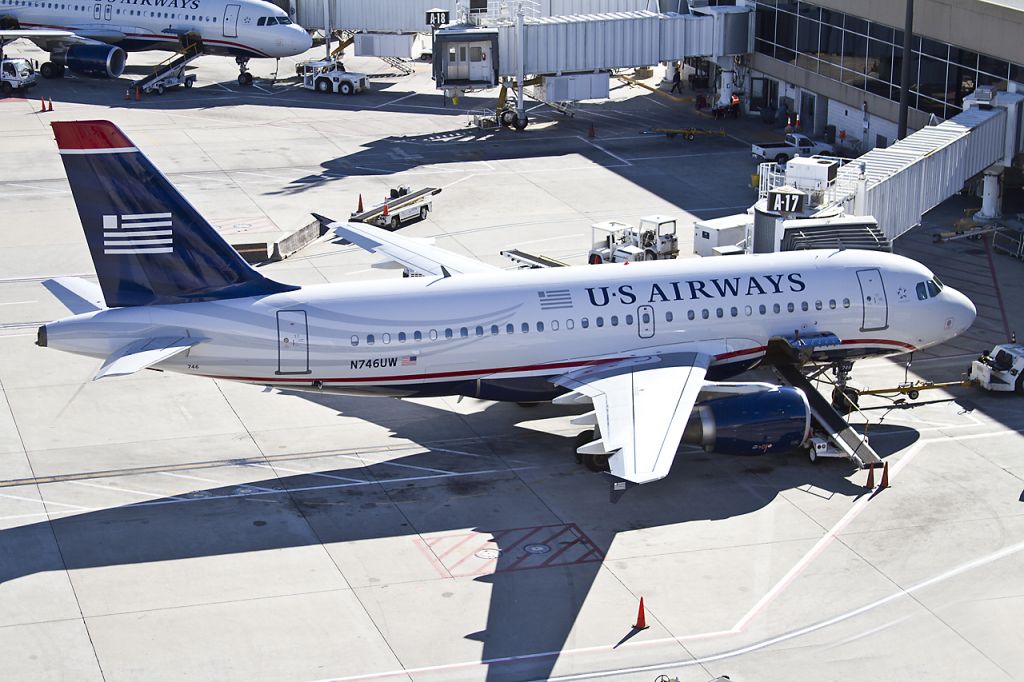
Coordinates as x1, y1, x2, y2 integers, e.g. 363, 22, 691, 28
128, 45, 200, 96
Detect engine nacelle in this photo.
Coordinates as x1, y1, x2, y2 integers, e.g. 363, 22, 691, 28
63, 45, 126, 78
683, 387, 811, 456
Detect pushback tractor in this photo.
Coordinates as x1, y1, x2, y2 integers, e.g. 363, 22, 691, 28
588, 215, 679, 264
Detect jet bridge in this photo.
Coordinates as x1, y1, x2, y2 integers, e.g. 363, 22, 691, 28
433, 4, 752, 125
756, 88, 1024, 245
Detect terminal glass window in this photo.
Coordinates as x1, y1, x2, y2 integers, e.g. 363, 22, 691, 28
753, 0, 1021, 120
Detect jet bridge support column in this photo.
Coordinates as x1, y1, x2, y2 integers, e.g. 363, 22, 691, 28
976, 167, 1003, 220
515, 4, 526, 128
716, 56, 735, 107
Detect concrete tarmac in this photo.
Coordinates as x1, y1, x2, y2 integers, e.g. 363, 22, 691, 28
1, 45, 1022, 682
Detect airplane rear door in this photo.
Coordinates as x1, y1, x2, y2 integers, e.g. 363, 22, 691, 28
856, 268, 888, 331
277, 310, 310, 374
223, 4, 240, 38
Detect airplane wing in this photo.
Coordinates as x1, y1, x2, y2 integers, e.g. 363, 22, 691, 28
316, 214, 500, 277
41, 277, 105, 314
553, 350, 712, 485
0, 29, 123, 51
94, 336, 199, 381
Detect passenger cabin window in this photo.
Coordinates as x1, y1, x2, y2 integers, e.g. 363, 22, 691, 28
688, 310, 695, 321
787, 302, 795, 313
382, 333, 391, 344
414, 331, 422, 341
625, 314, 633, 325
537, 321, 545, 332
366, 334, 375, 346
506, 323, 515, 334
843, 298, 851, 308
350, 335, 359, 347
490, 325, 499, 335
398, 332, 407, 343
445, 328, 453, 339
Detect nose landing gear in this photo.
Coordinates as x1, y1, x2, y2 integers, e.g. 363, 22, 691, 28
236, 57, 253, 86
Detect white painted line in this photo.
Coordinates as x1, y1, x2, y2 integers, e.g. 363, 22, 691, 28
375, 92, 418, 109
251, 462, 368, 484
157, 471, 222, 485
0, 492, 90, 510
577, 136, 632, 166
0, 300, 37, 306
69, 480, 189, 501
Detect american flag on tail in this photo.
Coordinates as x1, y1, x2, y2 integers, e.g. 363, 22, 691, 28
103, 213, 173, 255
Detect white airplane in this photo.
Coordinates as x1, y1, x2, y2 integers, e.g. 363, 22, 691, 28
37, 121, 977, 491
0, 0, 311, 84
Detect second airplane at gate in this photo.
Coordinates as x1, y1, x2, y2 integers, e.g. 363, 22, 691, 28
37, 121, 977, 489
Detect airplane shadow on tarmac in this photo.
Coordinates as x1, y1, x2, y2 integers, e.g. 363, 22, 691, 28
0, 393, 918, 682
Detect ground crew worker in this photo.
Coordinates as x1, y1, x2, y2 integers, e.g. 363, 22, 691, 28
670, 66, 682, 94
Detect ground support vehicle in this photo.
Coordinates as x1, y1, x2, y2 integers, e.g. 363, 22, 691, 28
0, 57, 38, 96
970, 344, 1024, 393
351, 186, 440, 230
299, 58, 369, 95
640, 127, 725, 142
752, 133, 833, 164
589, 216, 679, 264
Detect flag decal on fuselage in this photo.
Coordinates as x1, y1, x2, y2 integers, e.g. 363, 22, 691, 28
538, 289, 573, 310
102, 213, 173, 254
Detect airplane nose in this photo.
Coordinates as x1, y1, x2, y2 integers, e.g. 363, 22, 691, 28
294, 28, 313, 54
948, 288, 977, 334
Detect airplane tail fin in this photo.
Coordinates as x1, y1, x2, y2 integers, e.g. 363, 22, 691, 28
51, 120, 296, 308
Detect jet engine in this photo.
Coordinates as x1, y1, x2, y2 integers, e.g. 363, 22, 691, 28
683, 387, 811, 456
63, 45, 126, 78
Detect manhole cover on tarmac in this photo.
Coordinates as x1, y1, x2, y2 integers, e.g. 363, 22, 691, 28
524, 543, 551, 554
475, 548, 501, 560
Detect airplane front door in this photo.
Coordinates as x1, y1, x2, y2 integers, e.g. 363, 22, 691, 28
638, 305, 655, 339
856, 268, 889, 331
223, 4, 240, 38
277, 310, 310, 375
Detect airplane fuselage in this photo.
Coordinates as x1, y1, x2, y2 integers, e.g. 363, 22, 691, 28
43, 249, 977, 402
1, 0, 310, 59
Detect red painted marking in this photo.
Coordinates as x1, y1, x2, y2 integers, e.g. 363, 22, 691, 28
203, 339, 916, 386
51, 120, 133, 150
541, 537, 584, 567
432, 532, 479, 561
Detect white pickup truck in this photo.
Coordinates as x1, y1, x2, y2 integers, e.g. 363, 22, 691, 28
752, 133, 833, 164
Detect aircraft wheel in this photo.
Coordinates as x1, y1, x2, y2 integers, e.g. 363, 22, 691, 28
339, 81, 354, 95
583, 452, 610, 473
0, 82, 12, 97
574, 429, 594, 464
40, 62, 58, 78
512, 115, 528, 131
238, 72, 253, 86
831, 387, 859, 415
315, 78, 331, 93
500, 109, 516, 127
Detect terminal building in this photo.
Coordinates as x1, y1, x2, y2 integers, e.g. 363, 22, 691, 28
746, 0, 1024, 150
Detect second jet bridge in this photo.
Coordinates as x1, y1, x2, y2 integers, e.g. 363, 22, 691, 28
433, 6, 752, 93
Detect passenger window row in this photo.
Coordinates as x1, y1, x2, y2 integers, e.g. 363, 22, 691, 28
348, 299, 853, 347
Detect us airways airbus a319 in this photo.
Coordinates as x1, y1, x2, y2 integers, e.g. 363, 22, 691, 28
37, 121, 977, 492
0, 0, 310, 84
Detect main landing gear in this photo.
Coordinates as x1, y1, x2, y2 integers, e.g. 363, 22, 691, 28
236, 57, 253, 86
828, 360, 860, 415
574, 429, 610, 472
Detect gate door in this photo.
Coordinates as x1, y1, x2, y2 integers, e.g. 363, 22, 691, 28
637, 305, 655, 339
223, 4, 240, 38
856, 268, 889, 331
277, 310, 310, 374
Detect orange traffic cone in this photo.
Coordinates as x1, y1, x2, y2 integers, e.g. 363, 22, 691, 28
587, 123, 596, 138
47, 97, 53, 112
865, 464, 875, 489
632, 597, 649, 630
879, 461, 889, 489
381, 201, 389, 218
356, 194, 363, 213
135, 87, 141, 101
40, 96, 46, 113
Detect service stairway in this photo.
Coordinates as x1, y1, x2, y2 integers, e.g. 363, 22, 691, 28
773, 362, 883, 468
128, 48, 201, 96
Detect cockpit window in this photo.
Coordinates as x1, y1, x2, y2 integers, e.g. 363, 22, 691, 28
931, 277, 944, 293
916, 282, 928, 300
926, 279, 941, 298
917, 278, 944, 300
257, 16, 265, 25
278, 16, 291, 24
